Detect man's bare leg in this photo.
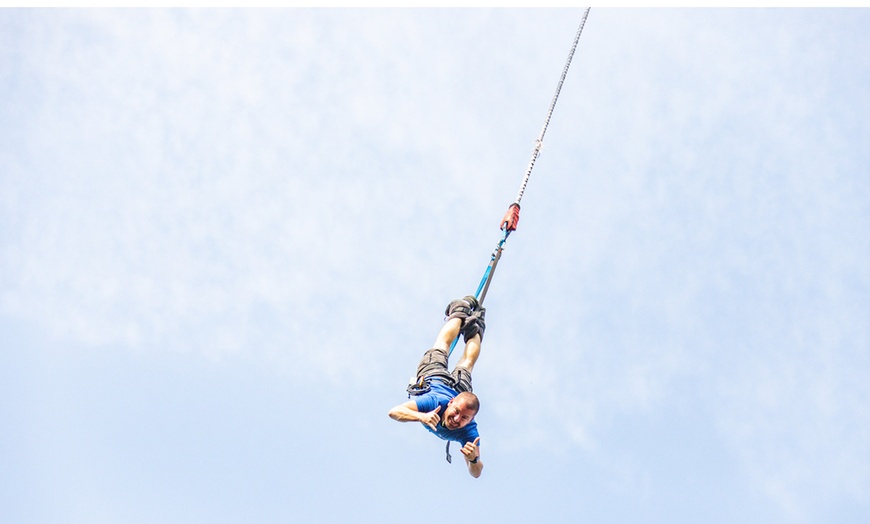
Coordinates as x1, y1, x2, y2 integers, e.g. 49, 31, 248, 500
433, 318, 463, 351
456, 333, 481, 373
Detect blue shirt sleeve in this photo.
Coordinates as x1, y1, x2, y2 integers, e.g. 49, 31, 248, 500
461, 424, 480, 446
414, 391, 440, 413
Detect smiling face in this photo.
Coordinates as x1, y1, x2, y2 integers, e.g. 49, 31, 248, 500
442, 395, 478, 430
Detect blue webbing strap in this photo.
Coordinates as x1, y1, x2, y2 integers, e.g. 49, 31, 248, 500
447, 229, 511, 358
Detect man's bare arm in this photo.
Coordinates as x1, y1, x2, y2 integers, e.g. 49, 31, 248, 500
388, 401, 441, 431
461, 437, 483, 478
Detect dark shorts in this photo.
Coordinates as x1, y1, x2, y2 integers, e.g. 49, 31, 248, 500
415, 348, 473, 393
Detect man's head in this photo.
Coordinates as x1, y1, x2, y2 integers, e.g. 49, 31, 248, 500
443, 391, 480, 430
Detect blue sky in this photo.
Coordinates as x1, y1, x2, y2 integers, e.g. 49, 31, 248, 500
1, 8, 868, 523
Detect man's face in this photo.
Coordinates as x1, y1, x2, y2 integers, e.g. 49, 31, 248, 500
443, 398, 476, 430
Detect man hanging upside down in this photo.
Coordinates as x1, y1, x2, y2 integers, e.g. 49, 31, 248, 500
388, 296, 486, 478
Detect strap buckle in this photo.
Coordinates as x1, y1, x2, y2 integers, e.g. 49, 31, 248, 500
406, 377, 431, 398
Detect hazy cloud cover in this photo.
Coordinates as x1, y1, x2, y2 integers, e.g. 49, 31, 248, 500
2, 8, 868, 523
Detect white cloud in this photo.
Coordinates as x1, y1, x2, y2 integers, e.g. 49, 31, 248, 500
1, 9, 869, 519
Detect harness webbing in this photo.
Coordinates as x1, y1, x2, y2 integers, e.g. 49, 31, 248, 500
447, 9, 592, 359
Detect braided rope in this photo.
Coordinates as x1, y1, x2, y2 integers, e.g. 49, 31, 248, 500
446, 9, 592, 360
514, 7, 591, 206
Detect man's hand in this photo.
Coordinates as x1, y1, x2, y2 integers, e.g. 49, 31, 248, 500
417, 406, 442, 431
388, 401, 442, 429
462, 437, 483, 478
461, 437, 481, 463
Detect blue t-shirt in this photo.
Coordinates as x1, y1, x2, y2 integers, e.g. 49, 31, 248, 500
414, 381, 480, 446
